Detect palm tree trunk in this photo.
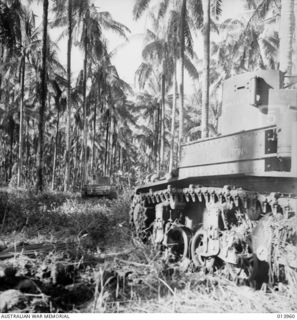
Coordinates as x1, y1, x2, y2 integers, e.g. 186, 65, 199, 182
26, 118, 29, 179
153, 109, 157, 169
120, 146, 123, 171
36, 0, 49, 192
52, 107, 60, 190
160, 65, 165, 168
156, 103, 161, 172
169, 58, 177, 173
279, 0, 294, 78
108, 115, 114, 176
178, 0, 186, 159
92, 96, 97, 174
9, 116, 14, 180
74, 131, 79, 187
201, 0, 210, 139
104, 113, 110, 176
64, 0, 73, 191
17, 59, 25, 187
82, 10, 89, 185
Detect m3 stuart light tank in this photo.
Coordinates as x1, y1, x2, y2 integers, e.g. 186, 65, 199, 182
130, 70, 297, 285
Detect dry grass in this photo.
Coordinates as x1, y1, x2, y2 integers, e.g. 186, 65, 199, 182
0, 188, 297, 313
124, 273, 297, 313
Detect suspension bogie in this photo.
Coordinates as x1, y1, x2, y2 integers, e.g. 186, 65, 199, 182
130, 182, 297, 285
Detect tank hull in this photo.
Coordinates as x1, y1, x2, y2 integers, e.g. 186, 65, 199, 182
130, 71, 297, 287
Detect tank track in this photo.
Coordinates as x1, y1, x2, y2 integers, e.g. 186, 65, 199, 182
130, 184, 297, 286
131, 184, 297, 219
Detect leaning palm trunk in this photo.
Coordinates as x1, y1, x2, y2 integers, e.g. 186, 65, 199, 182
279, 0, 295, 77
178, 0, 186, 159
64, 0, 73, 191
17, 59, 25, 187
169, 58, 177, 173
201, 0, 210, 139
36, 0, 49, 192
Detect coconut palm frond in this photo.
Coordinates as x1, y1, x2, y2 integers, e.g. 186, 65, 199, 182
158, 0, 170, 19
184, 55, 199, 79
97, 11, 130, 39
211, 0, 222, 19
142, 39, 164, 61
184, 16, 194, 57
133, 0, 152, 20
187, 0, 203, 29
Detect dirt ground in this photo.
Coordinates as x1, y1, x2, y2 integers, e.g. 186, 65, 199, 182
0, 188, 296, 313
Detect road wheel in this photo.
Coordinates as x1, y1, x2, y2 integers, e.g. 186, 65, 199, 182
166, 226, 192, 262
191, 229, 215, 271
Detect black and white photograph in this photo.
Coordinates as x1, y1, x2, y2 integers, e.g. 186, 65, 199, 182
0, 0, 296, 315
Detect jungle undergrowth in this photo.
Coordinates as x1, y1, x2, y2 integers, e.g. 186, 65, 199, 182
0, 188, 296, 313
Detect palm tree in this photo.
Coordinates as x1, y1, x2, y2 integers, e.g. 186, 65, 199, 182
64, 0, 73, 191
279, 0, 295, 76
201, 0, 210, 139
52, 0, 79, 190
169, 59, 177, 172
133, 0, 188, 162
0, 1, 41, 186
50, 78, 66, 190
74, 2, 129, 185
36, 0, 49, 192
134, 0, 223, 158
17, 10, 38, 187
135, 5, 199, 169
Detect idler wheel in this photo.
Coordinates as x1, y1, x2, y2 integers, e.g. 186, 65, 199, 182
191, 229, 215, 270
166, 226, 192, 262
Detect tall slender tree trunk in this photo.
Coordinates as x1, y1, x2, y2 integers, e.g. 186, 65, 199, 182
52, 107, 60, 190
201, 0, 210, 139
9, 117, 14, 180
108, 115, 114, 176
64, 0, 73, 191
169, 58, 177, 173
17, 60, 25, 187
153, 109, 157, 169
120, 146, 123, 171
178, 0, 186, 159
74, 130, 79, 187
279, 0, 294, 78
36, 0, 48, 192
92, 96, 97, 174
295, 0, 297, 75
104, 112, 110, 176
82, 10, 89, 186
112, 119, 117, 174
156, 103, 161, 172
26, 118, 29, 178
160, 63, 165, 168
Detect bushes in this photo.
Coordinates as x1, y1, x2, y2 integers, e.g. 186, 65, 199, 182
0, 189, 131, 251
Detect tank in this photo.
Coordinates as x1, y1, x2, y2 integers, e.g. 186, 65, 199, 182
130, 70, 297, 286
82, 175, 117, 199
